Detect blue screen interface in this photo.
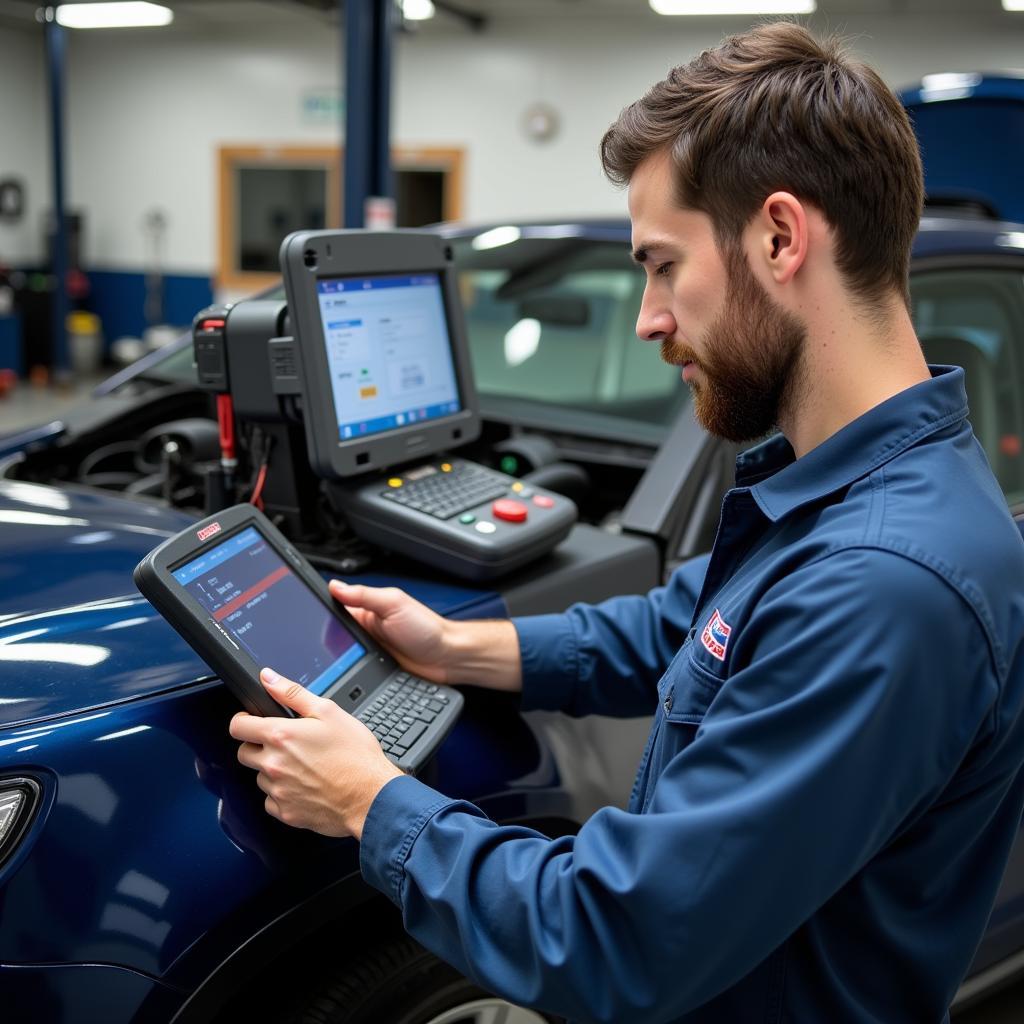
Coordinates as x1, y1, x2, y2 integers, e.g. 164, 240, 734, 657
172, 527, 366, 696
316, 273, 461, 440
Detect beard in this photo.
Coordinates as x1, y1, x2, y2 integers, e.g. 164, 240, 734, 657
662, 244, 806, 443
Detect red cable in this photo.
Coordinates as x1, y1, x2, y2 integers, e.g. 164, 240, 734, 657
216, 394, 235, 461
250, 462, 268, 510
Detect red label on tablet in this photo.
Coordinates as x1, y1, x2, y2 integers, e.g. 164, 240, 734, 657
197, 522, 222, 542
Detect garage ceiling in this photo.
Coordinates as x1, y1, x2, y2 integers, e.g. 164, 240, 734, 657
0, 0, 1021, 31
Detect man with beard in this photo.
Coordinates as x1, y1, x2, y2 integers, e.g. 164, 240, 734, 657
229, 22, 1024, 1023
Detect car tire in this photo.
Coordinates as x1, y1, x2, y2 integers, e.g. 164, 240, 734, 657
288, 936, 562, 1024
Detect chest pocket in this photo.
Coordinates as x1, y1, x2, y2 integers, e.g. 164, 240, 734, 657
663, 634, 729, 724
659, 641, 724, 724
633, 635, 726, 813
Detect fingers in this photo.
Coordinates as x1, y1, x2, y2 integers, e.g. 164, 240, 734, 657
260, 668, 331, 719
330, 580, 405, 618
229, 711, 270, 745
343, 605, 375, 630
236, 740, 262, 770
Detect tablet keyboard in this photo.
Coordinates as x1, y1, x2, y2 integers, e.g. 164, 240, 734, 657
355, 671, 455, 761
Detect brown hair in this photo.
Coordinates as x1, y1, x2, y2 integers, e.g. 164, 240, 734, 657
600, 22, 923, 308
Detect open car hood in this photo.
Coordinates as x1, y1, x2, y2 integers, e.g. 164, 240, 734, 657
0, 481, 209, 728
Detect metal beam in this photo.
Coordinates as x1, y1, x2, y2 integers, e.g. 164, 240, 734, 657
42, 7, 69, 379
342, 0, 394, 228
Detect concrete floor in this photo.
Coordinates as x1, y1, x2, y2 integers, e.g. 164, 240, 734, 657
2, 377, 1024, 1021
0, 373, 104, 435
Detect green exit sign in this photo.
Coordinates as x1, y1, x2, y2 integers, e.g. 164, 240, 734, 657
302, 89, 344, 123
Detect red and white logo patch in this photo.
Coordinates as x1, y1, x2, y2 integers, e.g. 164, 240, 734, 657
701, 608, 732, 662
197, 522, 222, 542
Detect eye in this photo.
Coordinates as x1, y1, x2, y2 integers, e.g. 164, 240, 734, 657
654, 261, 673, 278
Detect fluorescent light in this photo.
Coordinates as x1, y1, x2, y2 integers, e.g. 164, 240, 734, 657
650, 0, 815, 13
402, 0, 436, 20
1003, 1, 1024, 11
55, 3, 173, 29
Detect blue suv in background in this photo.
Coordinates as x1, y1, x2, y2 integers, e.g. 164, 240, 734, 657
901, 71, 1024, 226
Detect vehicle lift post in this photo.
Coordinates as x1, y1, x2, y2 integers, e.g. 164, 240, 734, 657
42, 7, 71, 382
342, 0, 395, 229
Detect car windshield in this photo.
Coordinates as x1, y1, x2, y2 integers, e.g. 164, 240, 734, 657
450, 235, 686, 430
138, 233, 686, 436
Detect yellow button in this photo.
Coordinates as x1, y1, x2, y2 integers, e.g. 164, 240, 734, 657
388, 478, 403, 488
441, 463, 452, 472
511, 481, 524, 493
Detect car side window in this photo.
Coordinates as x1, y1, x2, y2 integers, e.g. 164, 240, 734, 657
910, 266, 1024, 508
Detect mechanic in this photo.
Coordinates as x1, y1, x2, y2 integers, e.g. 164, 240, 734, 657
229, 22, 1024, 1023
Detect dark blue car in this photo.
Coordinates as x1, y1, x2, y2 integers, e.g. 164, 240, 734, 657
1, 211, 1023, 1022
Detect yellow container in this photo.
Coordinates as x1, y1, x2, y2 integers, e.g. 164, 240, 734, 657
67, 311, 103, 374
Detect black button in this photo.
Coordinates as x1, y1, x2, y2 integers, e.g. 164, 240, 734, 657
397, 720, 428, 749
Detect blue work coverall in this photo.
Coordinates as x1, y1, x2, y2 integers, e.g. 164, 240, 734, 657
361, 366, 1024, 1022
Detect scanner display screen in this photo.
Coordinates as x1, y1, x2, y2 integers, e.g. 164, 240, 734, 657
172, 526, 366, 695
316, 272, 461, 440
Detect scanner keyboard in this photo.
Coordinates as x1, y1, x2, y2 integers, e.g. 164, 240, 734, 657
380, 462, 508, 520
356, 671, 454, 760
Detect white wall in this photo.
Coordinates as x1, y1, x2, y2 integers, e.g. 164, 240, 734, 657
0, 25, 50, 265
2, 10, 1024, 276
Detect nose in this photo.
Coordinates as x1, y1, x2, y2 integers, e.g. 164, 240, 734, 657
636, 284, 675, 342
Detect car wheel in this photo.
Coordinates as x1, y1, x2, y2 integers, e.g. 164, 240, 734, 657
289, 937, 562, 1024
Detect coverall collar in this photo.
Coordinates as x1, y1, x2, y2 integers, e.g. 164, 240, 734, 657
735, 365, 969, 523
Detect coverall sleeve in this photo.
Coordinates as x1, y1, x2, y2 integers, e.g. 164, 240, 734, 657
511, 552, 711, 718
360, 548, 998, 1023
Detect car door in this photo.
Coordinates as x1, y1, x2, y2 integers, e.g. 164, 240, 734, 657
910, 257, 1024, 981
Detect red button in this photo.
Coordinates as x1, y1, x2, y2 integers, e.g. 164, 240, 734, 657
532, 495, 555, 509
492, 498, 528, 523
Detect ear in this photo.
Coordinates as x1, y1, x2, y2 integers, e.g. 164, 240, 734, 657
753, 191, 808, 286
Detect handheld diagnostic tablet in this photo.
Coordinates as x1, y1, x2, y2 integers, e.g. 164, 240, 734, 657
134, 504, 462, 772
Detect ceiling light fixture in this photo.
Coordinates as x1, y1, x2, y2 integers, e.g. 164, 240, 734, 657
55, 2, 173, 29
402, 0, 436, 20
650, 0, 815, 14
1002, 1, 1024, 10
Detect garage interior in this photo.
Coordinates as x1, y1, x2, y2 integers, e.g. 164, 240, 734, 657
1, 2, 1024, 1023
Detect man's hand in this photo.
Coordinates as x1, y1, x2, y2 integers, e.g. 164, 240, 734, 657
332, 580, 524, 692
330, 581, 452, 683
229, 668, 403, 840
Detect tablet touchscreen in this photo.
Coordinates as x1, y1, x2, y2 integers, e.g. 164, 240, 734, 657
170, 525, 367, 696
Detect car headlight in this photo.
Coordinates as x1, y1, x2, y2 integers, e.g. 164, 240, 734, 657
0, 777, 41, 869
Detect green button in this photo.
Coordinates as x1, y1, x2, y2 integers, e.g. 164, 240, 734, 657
499, 455, 519, 475
459, 513, 476, 524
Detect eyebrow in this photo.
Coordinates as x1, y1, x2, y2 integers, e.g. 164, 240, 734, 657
630, 240, 675, 264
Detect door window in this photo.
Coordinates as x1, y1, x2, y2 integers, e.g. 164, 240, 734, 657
910, 266, 1024, 507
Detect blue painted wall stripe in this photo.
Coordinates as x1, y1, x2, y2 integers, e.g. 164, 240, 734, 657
85, 269, 214, 349
0, 315, 22, 374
